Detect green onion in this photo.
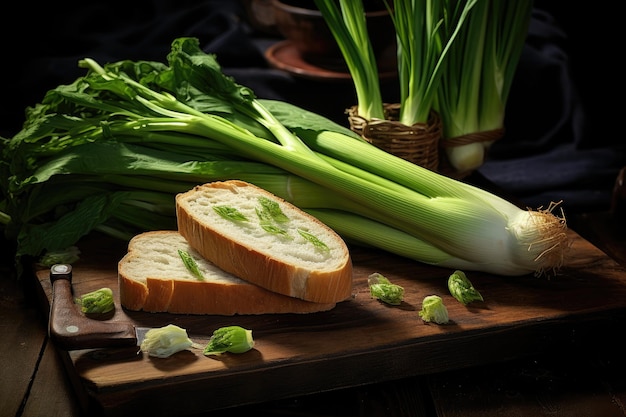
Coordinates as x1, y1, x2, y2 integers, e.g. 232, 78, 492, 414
436, 0, 534, 171
1, 37, 569, 277
390, 0, 477, 125
314, 0, 385, 120
315, 0, 476, 126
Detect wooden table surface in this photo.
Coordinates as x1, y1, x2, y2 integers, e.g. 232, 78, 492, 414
2, 199, 626, 417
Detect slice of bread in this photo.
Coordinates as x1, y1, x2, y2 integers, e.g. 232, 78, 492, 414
176, 180, 353, 304
118, 231, 337, 315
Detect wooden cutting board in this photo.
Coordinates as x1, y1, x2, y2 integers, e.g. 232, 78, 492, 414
32, 228, 626, 417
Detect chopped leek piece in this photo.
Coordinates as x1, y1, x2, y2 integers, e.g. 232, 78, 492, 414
418, 295, 449, 324
140, 324, 193, 358
368, 272, 404, 305
203, 326, 255, 356
75, 287, 114, 314
448, 270, 483, 305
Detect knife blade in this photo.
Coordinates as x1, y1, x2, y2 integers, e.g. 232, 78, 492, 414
48, 263, 145, 351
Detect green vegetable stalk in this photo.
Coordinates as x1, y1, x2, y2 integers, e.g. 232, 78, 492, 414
75, 287, 114, 314
0, 37, 569, 278
203, 326, 255, 356
447, 270, 483, 305
140, 324, 193, 358
368, 272, 404, 305
436, 0, 534, 172
418, 295, 449, 324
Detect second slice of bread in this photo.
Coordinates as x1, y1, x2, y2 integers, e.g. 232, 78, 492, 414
118, 230, 337, 314
176, 181, 353, 304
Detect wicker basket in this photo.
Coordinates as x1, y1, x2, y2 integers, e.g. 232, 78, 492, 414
347, 103, 504, 178
347, 104, 441, 172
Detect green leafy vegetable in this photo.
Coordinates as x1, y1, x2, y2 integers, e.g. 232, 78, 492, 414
38, 246, 81, 267
140, 324, 193, 358
418, 295, 449, 324
0, 37, 568, 278
447, 270, 483, 305
203, 325, 255, 356
75, 287, 114, 314
368, 272, 404, 305
178, 249, 205, 281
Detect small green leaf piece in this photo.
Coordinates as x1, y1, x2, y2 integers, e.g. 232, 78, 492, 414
258, 196, 289, 223
213, 205, 248, 222
259, 222, 290, 236
368, 272, 404, 305
75, 287, 115, 314
203, 325, 255, 356
298, 229, 329, 253
418, 295, 449, 324
447, 270, 483, 305
178, 249, 205, 281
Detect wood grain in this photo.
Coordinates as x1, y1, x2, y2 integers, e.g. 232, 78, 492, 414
31, 228, 626, 417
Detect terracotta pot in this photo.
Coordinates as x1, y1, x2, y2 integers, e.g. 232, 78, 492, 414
271, 0, 395, 71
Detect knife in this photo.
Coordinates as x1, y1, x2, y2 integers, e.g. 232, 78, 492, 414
48, 263, 147, 351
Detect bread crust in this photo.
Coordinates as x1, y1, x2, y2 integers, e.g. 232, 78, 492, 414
176, 181, 353, 304
118, 231, 337, 315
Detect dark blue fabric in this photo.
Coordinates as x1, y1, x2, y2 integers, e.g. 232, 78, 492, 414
3, 1, 623, 215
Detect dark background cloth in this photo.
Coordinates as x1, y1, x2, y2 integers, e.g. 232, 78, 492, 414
2, 0, 624, 215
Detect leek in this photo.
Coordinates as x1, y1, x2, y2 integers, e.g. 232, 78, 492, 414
75, 287, 115, 314
315, 0, 476, 125
140, 324, 194, 358
1, 38, 569, 277
418, 295, 449, 324
436, 0, 534, 172
391, 0, 477, 125
314, 0, 385, 120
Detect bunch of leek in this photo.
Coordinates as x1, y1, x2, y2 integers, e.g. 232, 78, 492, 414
314, 0, 477, 126
0, 38, 569, 277
436, 0, 534, 172
314, 0, 533, 173
390, 0, 477, 126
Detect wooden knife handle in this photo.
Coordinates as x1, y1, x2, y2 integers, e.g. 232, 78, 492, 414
49, 264, 138, 350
